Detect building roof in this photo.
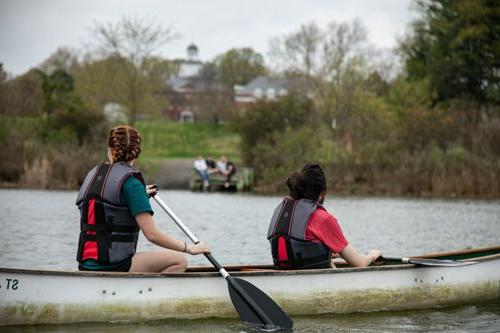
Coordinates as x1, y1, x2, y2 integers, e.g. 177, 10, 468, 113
236, 76, 287, 95
166, 76, 224, 92
166, 76, 190, 90
236, 76, 312, 96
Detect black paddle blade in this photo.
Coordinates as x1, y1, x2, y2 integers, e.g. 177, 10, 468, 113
408, 258, 478, 267
227, 276, 293, 331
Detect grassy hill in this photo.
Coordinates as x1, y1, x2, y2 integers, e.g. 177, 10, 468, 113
136, 121, 241, 162
0, 116, 241, 162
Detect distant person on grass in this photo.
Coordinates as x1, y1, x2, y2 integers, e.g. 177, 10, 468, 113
217, 155, 237, 188
205, 155, 217, 173
267, 163, 381, 269
194, 155, 210, 189
76, 125, 209, 273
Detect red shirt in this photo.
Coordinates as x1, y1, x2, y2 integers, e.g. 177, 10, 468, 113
305, 206, 349, 253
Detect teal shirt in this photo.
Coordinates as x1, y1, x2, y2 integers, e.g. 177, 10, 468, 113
121, 176, 154, 217
80, 176, 152, 270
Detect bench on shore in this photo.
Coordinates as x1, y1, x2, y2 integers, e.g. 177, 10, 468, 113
189, 168, 254, 192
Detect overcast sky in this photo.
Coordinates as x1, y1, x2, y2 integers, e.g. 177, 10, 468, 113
1, 0, 416, 76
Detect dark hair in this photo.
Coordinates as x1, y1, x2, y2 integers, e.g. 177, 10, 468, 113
108, 125, 142, 163
286, 163, 326, 201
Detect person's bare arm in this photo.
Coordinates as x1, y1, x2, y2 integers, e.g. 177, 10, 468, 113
136, 213, 209, 254
339, 244, 381, 267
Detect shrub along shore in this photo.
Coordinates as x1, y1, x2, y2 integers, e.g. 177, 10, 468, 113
1, 117, 499, 198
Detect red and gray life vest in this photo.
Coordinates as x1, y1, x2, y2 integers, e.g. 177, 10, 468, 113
76, 162, 145, 265
267, 198, 332, 269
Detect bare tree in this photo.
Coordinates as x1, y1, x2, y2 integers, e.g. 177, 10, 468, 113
0, 68, 43, 116
316, 19, 370, 135
269, 22, 323, 76
269, 19, 372, 81
90, 16, 179, 124
268, 19, 393, 148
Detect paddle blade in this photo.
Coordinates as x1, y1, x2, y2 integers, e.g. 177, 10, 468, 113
408, 258, 478, 267
227, 276, 293, 331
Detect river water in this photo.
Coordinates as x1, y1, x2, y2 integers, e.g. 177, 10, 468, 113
1, 189, 499, 332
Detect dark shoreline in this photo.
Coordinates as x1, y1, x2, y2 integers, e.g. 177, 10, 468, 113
3, 158, 499, 199
2, 182, 499, 201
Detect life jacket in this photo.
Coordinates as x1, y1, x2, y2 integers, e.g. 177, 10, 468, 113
267, 198, 332, 269
75, 162, 145, 265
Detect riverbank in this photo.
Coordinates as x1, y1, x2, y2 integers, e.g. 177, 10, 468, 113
2, 160, 500, 200
2, 117, 499, 198
2, 157, 499, 199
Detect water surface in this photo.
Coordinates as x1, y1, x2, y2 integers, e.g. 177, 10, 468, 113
1, 189, 499, 332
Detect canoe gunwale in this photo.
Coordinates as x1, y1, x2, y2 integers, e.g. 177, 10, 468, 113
1, 246, 498, 278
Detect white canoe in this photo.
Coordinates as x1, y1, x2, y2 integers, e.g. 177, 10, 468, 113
1, 246, 499, 326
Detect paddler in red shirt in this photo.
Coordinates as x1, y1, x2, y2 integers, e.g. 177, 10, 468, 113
267, 163, 381, 269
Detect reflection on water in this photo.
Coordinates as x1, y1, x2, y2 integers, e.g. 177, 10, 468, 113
2, 304, 500, 333
1, 189, 499, 332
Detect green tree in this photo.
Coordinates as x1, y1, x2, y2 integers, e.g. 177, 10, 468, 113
0, 63, 6, 84
401, 0, 500, 105
72, 56, 123, 113
0, 68, 44, 116
252, 127, 324, 188
37, 69, 104, 145
236, 94, 318, 166
73, 55, 174, 120
90, 16, 178, 125
215, 48, 267, 88
39, 69, 74, 117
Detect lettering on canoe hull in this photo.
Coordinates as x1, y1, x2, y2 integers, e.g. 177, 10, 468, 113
1, 281, 499, 326
0, 278, 19, 291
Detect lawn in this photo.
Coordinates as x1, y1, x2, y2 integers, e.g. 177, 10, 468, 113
137, 121, 241, 162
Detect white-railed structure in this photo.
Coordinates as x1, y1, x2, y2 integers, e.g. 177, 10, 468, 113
1, 246, 499, 326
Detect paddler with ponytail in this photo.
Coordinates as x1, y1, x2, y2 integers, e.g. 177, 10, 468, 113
267, 163, 381, 269
76, 125, 209, 272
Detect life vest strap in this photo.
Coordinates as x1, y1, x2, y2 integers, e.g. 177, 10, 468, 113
85, 163, 112, 200
80, 234, 137, 243
271, 235, 332, 269
274, 199, 296, 235
81, 223, 139, 233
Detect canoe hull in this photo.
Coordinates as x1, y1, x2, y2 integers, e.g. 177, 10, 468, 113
1, 250, 499, 326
